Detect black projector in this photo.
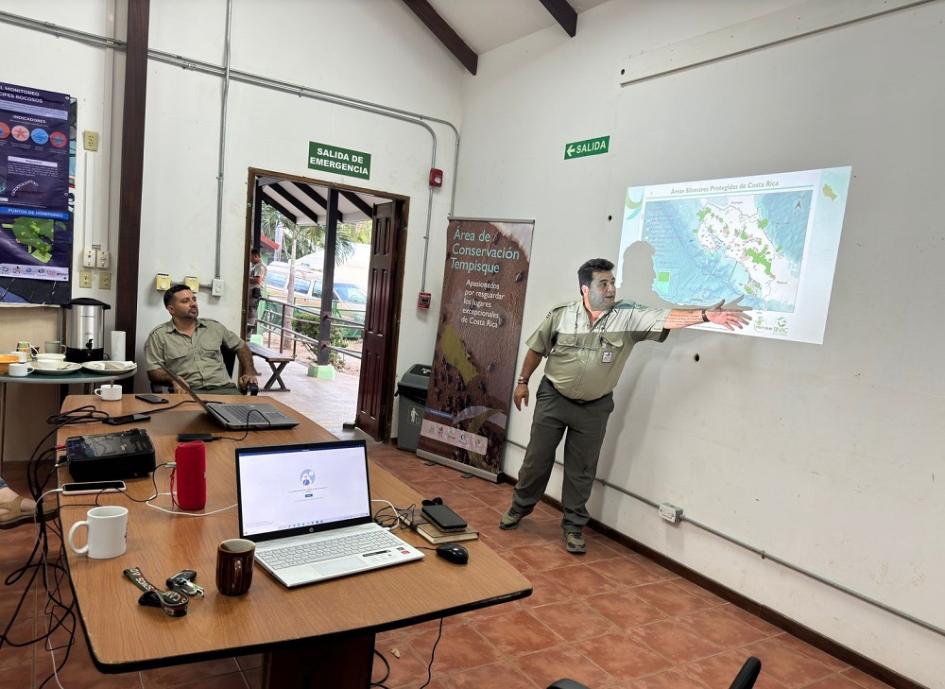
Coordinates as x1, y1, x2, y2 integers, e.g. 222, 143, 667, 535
65, 429, 156, 482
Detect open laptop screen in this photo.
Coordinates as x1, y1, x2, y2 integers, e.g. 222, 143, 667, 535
236, 440, 372, 542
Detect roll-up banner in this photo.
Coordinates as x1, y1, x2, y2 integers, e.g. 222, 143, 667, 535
417, 217, 534, 482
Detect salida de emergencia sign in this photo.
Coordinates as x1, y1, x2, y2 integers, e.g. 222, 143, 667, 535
307, 141, 371, 180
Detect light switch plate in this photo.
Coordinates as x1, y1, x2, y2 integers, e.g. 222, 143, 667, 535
156, 273, 171, 291
78, 270, 93, 288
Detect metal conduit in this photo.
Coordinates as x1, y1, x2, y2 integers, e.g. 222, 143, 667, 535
214, 0, 233, 279
0, 9, 458, 291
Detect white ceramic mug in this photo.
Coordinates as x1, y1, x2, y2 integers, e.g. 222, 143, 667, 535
8, 362, 33, 377
94, 384, 122, 401
68, 506, 129, 559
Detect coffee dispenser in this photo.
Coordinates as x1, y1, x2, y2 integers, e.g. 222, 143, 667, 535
63, 298, 110, 363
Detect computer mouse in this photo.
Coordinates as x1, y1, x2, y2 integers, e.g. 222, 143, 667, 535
435, 543, 469, 565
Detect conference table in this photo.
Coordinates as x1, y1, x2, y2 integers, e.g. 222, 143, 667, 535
57, 394, 532, 688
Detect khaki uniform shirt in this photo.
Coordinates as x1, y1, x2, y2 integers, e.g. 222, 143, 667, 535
526, 300, 670, 401
144, 318, 244, 389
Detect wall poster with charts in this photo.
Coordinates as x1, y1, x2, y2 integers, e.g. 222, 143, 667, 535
0, 81, 75, 304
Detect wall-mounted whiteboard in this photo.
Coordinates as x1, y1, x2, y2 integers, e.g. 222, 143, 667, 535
616, 167, 851, 344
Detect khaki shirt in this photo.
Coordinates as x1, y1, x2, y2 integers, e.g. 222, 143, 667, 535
526, 300, 669, 401
144, 318, 244, 389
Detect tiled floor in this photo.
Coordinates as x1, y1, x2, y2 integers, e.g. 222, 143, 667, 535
0, 395, 898, 689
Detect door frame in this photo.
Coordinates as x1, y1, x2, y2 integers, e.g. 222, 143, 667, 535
242, 167, 410, 440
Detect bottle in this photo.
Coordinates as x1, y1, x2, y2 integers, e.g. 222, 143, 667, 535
175, 441, 207, 511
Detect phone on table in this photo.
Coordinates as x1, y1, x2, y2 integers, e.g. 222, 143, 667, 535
104, 413, 151, 426
61, 480, 127, 496
135, 394, 168, 404
421, 502, 468, 532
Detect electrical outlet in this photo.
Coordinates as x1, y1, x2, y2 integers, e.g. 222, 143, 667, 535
98, 271, 112, 289
211, 278, 224, 296
83, 130, 99, 151
155, 273, 171, 291
96, 250, 110, 269
183, 276, 200, 292
658, 503, 683, 525
78, 270, 93, 288
83, 247, 97, 268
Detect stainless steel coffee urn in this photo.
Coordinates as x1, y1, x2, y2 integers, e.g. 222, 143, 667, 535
63, 298, 110, 363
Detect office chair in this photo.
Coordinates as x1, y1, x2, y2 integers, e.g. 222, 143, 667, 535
548, 656, 761, 689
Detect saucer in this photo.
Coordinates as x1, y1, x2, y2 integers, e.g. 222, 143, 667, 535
82, 361, 137, 374
33, 362, 82, 375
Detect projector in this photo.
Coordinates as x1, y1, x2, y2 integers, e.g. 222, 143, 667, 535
65, 429, 156, 482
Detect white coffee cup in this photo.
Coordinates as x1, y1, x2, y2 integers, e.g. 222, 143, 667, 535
8, 362, 33, 377
68, 506, 129, 559
9, 351, 28, 363
94, 384, 122, 401
36, 352, 66, 362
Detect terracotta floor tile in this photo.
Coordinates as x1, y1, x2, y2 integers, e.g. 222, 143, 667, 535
585, 591, 668, 629
234, 653, 262, 670
243, 667, 262, 689
686, 651, 788, 689
743, 637, 834, 688
840, 668, 896, 689
159, 672, 248, 689
629, 619, 723, 664
544, 563, 617, 596
679, 606, 772, 649
529, 600, 620, 641
472, 609, 562, 656
413, 622, 499, 671
449, 660, 538, 689
631, 667, 710, 689
720, 605, 783, 637
669, 577, 728, 606
576, 632, 673, 681
632, 582, 718, 617
0, 616, 36, 689
374, 645, 432, 688
39, 630, 143, 689
803, 674, 871, 689
140, 658, 240, 688
515, 644, 612, 689
777, 634, 849, 673
509, 543, 580, 572
592, 557, 676, 587
517, 571, 574, 608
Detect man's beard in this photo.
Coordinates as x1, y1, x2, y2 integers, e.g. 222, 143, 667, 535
587, 292, 613, 311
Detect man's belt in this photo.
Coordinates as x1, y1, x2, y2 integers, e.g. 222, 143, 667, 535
544, 377, 613, 405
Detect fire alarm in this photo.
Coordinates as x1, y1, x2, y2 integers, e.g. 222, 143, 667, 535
417, 291, 432, 309
428, 168, 443, 188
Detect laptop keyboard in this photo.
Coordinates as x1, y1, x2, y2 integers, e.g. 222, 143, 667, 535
217, 405, 263, 425
258, 530, 403, 570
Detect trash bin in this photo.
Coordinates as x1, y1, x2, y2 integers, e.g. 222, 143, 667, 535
396, 364, 432, 451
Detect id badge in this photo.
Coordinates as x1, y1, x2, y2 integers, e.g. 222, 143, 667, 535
601, 350, 614, 363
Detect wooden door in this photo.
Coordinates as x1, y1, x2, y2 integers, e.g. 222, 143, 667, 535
356, 201, 402, 439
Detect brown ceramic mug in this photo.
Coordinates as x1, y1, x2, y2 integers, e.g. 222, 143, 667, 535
216, 538, 255, 596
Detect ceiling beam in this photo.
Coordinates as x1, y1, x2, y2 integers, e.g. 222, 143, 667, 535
340, 190, 373, 218
402, 0, 478, 75
284, 181, 330, 213
262, 192, 305, 226
538, 0, 577, 37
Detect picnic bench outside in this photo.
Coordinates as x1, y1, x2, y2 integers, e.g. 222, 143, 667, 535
249, 342, 294, 392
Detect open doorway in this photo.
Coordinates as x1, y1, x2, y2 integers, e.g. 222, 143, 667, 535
242, 168, 408, 440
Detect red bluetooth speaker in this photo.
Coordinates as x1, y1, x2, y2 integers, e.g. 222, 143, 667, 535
175, 441, 206, 511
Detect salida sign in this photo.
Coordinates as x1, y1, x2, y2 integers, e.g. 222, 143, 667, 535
564, 135, 610, 160
307, 141, 372, 179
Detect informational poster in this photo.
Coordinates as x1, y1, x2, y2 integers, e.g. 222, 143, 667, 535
0, 81, 74, 303
617, 167, 851, 344
417, 218, 534, 481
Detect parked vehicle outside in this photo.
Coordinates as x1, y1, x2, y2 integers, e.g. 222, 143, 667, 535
263, 262, 367, 338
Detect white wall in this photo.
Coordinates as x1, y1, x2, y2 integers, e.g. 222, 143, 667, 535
457, 0, 944, 685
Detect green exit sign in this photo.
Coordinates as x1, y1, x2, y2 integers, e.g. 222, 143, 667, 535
564, 135, 610, 160
308, 141, 371, 179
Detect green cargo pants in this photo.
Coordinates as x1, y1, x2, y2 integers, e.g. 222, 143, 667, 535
511, 377, 614, 533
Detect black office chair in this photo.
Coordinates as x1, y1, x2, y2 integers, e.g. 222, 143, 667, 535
548, 656, 761, 689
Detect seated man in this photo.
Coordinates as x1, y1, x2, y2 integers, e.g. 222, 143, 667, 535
145, 284, 258, 394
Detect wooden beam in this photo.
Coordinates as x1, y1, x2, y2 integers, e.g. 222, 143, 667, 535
273, 182, 326, 224
402, 0, 478, 75
284, 181, 329, 212
538, 0, 577, 37
115, 0, 149, 388
317, 190, 340, 367
340, 190, 372, 218
261, 192, 305, 226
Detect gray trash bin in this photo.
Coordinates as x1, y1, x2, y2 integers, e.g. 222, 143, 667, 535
396, 364, 432, 451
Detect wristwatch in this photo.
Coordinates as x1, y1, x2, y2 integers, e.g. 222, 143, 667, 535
517, 376, 529, 385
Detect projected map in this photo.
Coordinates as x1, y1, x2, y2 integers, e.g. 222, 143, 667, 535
617, 167, 851, 344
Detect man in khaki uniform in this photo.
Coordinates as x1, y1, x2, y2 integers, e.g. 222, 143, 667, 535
501, 258, 750, 554
145, 284, 258, 394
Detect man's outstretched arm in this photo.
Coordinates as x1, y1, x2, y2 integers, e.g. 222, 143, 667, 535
664, 298, 752, 331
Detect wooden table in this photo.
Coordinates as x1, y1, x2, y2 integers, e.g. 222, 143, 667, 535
249, 342, 294, 391
57, 395, 530, 688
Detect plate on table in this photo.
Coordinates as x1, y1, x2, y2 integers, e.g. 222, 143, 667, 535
33, 362, 83, 375
82, 361, 138, 375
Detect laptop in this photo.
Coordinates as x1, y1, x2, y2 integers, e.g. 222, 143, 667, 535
235, 440, 423, 587
161, 367, 298, 430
